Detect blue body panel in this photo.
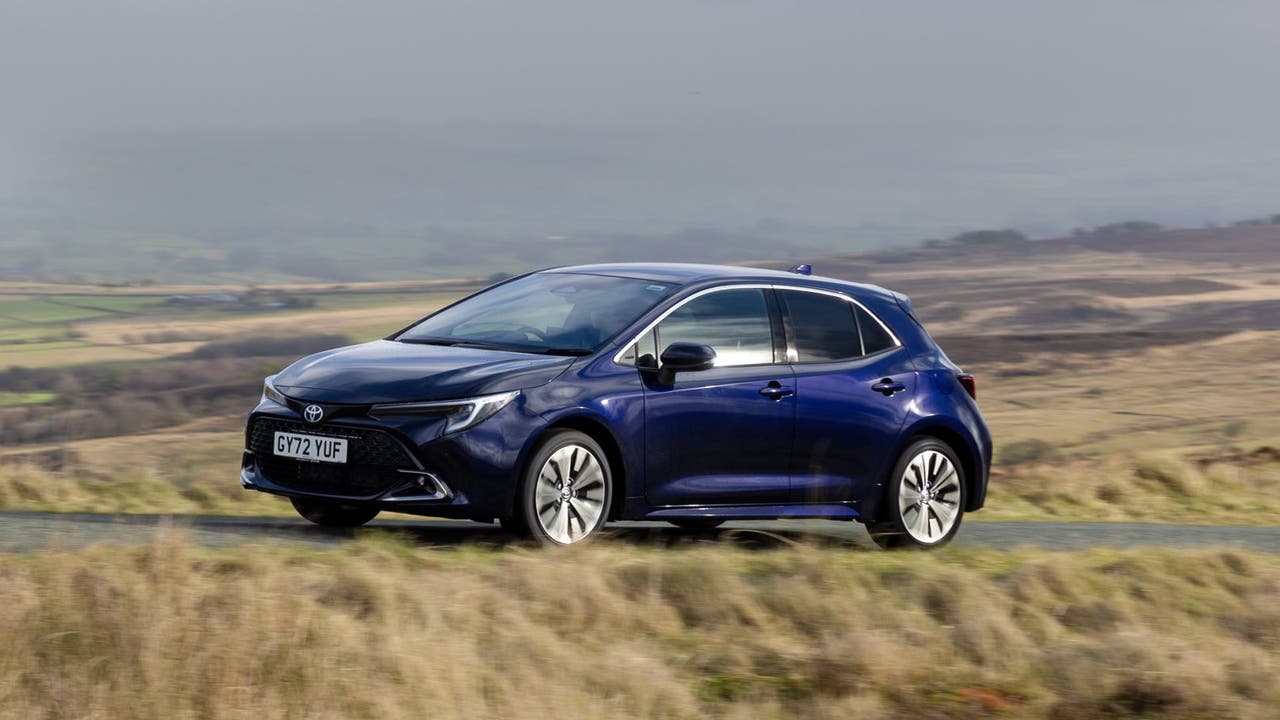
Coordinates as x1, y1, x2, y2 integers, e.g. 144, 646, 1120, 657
642, 364, 795, 506
273, 339, 574, 404
241, 262, 992, 524
789, 349, 917, 506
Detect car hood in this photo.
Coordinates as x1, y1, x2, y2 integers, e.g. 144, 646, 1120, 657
272, 339, 576, 404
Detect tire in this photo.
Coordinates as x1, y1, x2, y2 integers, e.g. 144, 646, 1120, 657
518, 429, 613, 545
667, 518, 725, 530
290, 497, 380, 528
868, 438, 965, 550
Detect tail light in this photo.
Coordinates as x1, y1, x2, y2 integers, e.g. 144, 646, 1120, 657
957, 373, 977, 400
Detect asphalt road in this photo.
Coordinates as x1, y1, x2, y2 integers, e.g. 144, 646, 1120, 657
1, 512, 1277, 553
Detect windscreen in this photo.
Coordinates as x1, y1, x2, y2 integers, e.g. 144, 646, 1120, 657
395, 273, 676, 354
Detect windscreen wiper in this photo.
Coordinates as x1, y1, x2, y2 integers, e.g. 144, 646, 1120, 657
531, 347, 594, 356
398, 336, 589, 356
452, 340, 528, 352
396, 336, 464, 346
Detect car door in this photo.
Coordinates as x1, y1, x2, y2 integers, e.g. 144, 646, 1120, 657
778, 289, 917, 504
634, 287, 796, 506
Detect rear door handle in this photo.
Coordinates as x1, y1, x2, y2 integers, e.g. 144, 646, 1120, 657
872, 378, 906, 396
759, 381, 794, 400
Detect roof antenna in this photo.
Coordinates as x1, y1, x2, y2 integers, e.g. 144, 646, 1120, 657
789, 263, 812, 276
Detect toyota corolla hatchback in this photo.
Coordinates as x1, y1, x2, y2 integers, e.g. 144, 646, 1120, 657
242, 263, 992, 548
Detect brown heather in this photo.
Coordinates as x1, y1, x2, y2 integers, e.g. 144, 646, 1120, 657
5, 443, 1278, 524
0, 536, 1277, 719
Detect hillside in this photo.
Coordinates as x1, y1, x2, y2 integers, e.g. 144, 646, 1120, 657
1, 223, 1278, 523
760, 223, 1280, 365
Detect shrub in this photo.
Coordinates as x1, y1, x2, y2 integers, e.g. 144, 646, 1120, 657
999, 439, 1059, 466
188, 333, 351, 359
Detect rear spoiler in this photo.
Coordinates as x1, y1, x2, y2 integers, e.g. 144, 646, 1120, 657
893, 290, 962, 370
892, 291, 916, 319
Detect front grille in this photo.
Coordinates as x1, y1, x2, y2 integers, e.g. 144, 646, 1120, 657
249, 417, 416, 497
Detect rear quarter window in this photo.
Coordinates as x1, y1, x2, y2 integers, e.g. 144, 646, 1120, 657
856, 305, 898, 354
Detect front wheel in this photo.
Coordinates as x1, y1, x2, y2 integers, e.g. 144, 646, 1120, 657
518, 430, 613, 545
868, 438, 965, 550
290, 497, 380, 527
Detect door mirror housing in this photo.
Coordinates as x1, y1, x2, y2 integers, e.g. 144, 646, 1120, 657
660, 342, 717, 371
656, 342, 716, 384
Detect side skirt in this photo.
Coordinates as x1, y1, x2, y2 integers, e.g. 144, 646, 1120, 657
641, 504, 860, 522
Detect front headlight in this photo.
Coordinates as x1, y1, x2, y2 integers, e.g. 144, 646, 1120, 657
369, 390, 520, 434
263, 377, 289, 406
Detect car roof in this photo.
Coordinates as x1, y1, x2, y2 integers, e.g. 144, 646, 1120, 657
546, 262, 900, 303
550, 262, 793, 284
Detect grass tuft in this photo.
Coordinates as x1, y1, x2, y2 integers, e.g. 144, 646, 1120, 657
0, 539, 1277, 719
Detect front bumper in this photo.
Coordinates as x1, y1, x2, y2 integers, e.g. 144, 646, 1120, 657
241, 397, 547, 521
240, 447, 453, 497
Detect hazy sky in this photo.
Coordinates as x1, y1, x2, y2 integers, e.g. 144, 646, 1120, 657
3, 0, 1279, 238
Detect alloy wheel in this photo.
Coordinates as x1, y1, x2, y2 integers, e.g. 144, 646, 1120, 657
534, 443, 608, 544
897, 449, 962, 544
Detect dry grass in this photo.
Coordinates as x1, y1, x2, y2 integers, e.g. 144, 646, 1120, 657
0, 427, 286, 516
983, 449, 1280, 523
0, 537, 1276, 719
3, 418, 1279, 524
967, 328, 1280, 524
71, 300, 453, 358
0, 462, 285, 517
0, 344, 166, 369
979, 331, 1280, 459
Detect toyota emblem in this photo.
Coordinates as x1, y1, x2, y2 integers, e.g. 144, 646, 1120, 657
303, 404, 324, 424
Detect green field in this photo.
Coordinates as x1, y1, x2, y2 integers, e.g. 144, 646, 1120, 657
0, 297, 116, 324
0, 287, 464, 369
0, 391, 57, 407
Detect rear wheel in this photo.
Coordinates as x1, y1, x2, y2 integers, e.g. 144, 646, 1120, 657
868, 438, 965, 550
290, 497, 380, 528
667, 518, 725, 530
519, 430, 612, 545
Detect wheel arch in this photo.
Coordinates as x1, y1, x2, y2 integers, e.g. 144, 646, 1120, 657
524, 412, 629, 521
894, 419, 985, 514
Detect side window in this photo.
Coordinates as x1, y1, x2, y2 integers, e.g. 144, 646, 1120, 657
783, 291, 863, 362
855, 305, 898, 354
657, 289, 774, 367
618, 328, 659, 369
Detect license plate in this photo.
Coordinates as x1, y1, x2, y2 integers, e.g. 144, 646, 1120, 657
274, 431, 348, 464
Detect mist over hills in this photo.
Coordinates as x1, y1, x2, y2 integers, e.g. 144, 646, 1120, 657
4, 122, 1278, 284
4, 1, 1280, 283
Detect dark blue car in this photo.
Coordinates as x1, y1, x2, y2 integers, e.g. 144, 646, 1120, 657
242, 263, 991, 548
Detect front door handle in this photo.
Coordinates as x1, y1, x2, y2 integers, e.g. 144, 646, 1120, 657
872, 378, 906, 396
759, 381, 794, 400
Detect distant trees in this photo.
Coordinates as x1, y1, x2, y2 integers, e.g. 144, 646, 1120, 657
923, 229, 1028, 248
0, 359, 254, 445
0, 338, 352, 445
1089, 221, 1164, 236
951, 229, 1028, 245
187, 333, 350, 359
1232, 214, 1280, 227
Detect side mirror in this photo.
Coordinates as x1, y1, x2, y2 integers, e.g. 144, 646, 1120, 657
656, 342, 716, 384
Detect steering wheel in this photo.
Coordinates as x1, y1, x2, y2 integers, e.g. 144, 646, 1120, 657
510, 324, 549, 342
455, 322, 548, 343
